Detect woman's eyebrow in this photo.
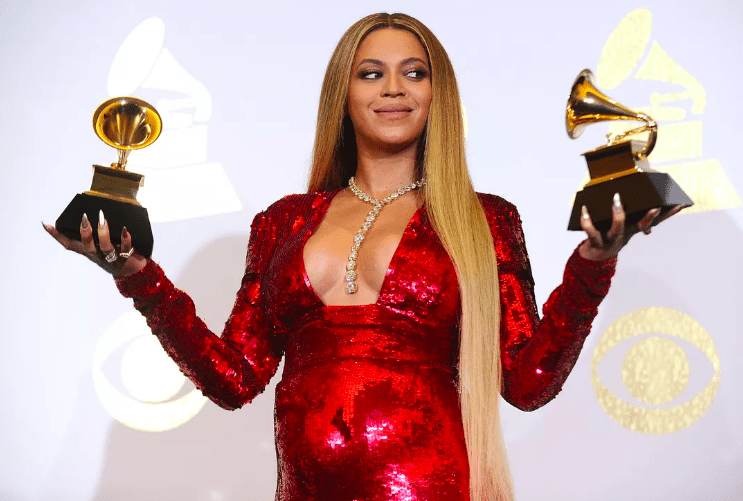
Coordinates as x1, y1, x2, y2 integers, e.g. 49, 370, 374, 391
400, 57, 428, 67
356, 58, 385, 68
356, 57, 429, 69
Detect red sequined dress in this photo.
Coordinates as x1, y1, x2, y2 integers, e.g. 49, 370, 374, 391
115, 191, 616, 501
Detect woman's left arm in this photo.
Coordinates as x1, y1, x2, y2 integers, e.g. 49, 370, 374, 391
483, 193, 680, 411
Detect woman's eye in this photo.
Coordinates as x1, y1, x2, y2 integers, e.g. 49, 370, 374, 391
357, 68, 428, 80
360, 70, 382, 79
406, 68, 428, 79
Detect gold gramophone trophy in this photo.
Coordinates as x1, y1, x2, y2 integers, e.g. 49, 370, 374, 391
55, 97, 162, 258
566, 69, 693, 232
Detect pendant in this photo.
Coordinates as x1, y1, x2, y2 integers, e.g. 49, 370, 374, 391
345, 177, 424, 294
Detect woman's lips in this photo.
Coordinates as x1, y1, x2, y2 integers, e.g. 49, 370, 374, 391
375, 107, 413, 119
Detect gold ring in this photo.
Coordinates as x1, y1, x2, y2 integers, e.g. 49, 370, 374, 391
119, 248, 135, 259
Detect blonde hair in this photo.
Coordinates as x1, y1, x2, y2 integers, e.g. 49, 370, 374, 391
307, 13, 513, 501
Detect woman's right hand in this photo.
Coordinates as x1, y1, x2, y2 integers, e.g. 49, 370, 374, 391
42, 210, 147, 277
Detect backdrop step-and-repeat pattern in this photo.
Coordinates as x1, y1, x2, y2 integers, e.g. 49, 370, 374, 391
1, 1, 741, 500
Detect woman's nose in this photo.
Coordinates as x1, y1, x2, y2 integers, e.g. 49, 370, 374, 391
382, 73, 405, 97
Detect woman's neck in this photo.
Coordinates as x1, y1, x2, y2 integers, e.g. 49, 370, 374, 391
353, 145, 418, 199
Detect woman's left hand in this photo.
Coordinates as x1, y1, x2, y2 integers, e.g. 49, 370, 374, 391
579, 193, 684, 261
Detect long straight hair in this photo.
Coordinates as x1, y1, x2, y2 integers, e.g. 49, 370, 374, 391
307, 13, 513, 501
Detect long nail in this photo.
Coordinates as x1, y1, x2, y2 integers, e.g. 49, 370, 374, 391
81, 213, 89, 229
581, 205, 589, 219
99, 209, 106, 228
121, 226, 129, 239
41, 221, 50, 232
613, 193, 622, 212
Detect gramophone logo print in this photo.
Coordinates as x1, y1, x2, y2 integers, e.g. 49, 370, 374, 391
93, 17, 244, 431
588, 8, 729, 434
106, 17, 242, 222
582, 7, 740, 213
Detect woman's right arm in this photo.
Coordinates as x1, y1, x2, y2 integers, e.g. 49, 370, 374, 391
44, 210, 283, 410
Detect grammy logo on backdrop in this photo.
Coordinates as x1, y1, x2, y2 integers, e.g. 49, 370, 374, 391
582, 7, 739, 216
588, 7, 731, 435
106, 16, 242, 224
93, 17, 231, 432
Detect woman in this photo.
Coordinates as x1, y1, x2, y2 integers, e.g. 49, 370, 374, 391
43, 12, 678, 501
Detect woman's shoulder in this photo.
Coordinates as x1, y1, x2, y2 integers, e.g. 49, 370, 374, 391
476, 192, 520, 222
254, 190, 337, 231
262, 190, 335, 215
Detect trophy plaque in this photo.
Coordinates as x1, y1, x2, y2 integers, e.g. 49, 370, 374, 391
55, 97, 162, 258
565, 69, 693, 232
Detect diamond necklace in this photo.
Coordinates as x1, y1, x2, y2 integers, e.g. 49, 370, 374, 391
344, 176, 425, 294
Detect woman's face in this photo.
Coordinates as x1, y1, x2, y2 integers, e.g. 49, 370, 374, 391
347, 28, 432, 152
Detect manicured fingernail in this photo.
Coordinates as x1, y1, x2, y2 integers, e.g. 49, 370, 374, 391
81, 213, 89, 229
121, 226, 129, 238
99, 210, 106, 228
652, 208, 661, 217
41, 221, 50, 232
613, 193, 622, 211
581, 205, 589, 219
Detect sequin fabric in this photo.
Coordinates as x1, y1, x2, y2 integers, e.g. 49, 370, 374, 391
115, 190, 616, 501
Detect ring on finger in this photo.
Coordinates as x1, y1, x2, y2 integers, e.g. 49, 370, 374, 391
119, 247, 135, 259
104, 249, 118, 263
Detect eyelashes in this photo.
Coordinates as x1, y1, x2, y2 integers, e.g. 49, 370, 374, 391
359, 70, 382, 79
357, 68, 429, 80
406, 69, 429, 79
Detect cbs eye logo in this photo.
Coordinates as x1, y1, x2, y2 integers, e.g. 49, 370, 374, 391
591, 307, 720, 434
93, 310, 208, 432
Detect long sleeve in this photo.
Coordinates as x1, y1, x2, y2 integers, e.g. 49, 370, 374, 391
481, 195, 617, 411
114, 211, 284, 410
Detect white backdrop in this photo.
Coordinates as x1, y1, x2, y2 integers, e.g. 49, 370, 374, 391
1, 0, 742, 500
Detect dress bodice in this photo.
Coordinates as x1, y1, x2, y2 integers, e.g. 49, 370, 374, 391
258, 191, 459, 371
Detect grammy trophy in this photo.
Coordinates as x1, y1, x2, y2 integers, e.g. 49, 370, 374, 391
565, 69, 693, 232
55, 97, 162, 258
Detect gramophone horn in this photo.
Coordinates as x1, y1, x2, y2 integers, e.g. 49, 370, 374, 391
566, 69, 657, 160
93, 97, 162, 170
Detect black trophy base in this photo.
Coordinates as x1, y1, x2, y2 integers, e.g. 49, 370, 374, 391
55, 193, 154, 258
568, 171, 693, 232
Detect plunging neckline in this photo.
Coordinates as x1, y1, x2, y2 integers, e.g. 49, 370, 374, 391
299, 189, 424, 308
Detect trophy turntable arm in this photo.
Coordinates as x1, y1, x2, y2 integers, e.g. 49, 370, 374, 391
605, 113, 658, 161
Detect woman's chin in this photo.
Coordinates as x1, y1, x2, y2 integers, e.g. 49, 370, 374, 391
371, 131, 421, 151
